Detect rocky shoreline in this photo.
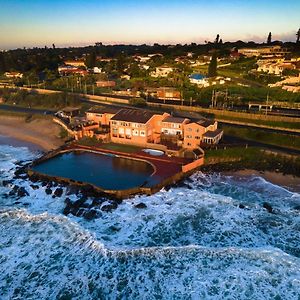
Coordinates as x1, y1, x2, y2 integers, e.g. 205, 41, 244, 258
2, 154, 299, 222
2, 159, 149, 220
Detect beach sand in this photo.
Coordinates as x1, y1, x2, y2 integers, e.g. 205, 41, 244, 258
0, 115, 65, 151
224, 169, 300, 193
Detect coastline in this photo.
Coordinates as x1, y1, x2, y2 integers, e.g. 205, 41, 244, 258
222, 169, 300, 193
0, 115, 65, 151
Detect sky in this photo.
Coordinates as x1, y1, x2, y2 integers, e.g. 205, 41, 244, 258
0, 0, 299, 50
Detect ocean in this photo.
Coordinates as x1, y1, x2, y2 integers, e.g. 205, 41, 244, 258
0, 141, 299, 299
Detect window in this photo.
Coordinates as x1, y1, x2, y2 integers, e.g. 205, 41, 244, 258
187, 128, 192, 132
133, 130, 139, 136
140, 131, 145, 137
187, 143, 191, 146
195, 136, 201, 140
186, 135, 192, 139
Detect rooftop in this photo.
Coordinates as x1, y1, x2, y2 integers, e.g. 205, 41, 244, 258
162, 116, 188, 124
196, 119, 215, 127
110, 109, 157, 124
203, 129, 223, 138
87, 106, 121, 115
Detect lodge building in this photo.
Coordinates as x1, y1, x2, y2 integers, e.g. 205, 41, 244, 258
82, 106, 223, 151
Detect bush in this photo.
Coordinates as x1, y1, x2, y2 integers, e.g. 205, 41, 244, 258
129, 97, 147, 107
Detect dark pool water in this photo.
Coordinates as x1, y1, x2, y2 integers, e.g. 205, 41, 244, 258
33, 151, 154, 190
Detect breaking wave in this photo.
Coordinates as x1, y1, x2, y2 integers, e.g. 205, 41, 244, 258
0, 144, 299, 299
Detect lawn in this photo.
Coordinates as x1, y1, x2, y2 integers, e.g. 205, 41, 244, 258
99, 142, 142, 153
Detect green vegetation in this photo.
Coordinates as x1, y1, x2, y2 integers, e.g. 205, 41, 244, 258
59, 128, 69, 139
205, 147, 300, 176
75, 140, 141, 153
100, 143, 142, 153
76, 137, 102, 147
208, 52, 218, 77
0, 88, 81, 109
195, 84, 300, 106
222, 125, 300, 150
129, 97, 147, 107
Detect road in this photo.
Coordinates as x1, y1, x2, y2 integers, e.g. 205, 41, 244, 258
0, 104, 54, 115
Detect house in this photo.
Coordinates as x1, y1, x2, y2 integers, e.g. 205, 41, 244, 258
96, 81, 116, 88
257, 61, 296, 75
183, 119, 222, 148
160, 116, 190, 148
161, 116, 189, 137
157, 87, 181, 100
189, 74, 208, 86
282, 85, 300, 93
144, 87, 181, 100
96, 57, 116, 62
4, 72, 23, 79
110, 109, 169, 145
56, 107, 81, 119
58, 66, 88, 76
73, 121, 99, 140
151, 65, 174, 78
86, 106, 121, 126
238, 46, 289, 58
93, 67, 102, 74
64, 60, 86, 68
121, 74, 131, 80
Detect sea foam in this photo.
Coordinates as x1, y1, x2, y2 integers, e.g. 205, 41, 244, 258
0, 144, 299, 299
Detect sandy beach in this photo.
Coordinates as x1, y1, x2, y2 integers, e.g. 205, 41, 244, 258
224, 169, 300, 193
0, 115, 65, 151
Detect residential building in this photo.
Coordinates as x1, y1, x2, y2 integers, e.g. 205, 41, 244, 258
96, 57, 116, 62
144, 87, 181, 100
189, 73, 209, 86
161, 116, 189, 136
56, 107, 81, 119
58, 66, 88, 76
157, 87, 181, 100
151, 65, 174, 78
160, 116, 190, 148
257, 60, 296, 75
64, 60, 86, 68
86, 106, 121, 126
71, 107, 223, 153
238, 46, 289, 58
93, 67, 103, 74
183, 119, 222, 148
4, 72, 23, 79
110, 109, 169, 145
121, 74, 131, 80
96, 81, 116, 88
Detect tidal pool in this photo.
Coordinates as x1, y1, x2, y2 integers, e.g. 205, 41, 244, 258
33, 151, 154, 190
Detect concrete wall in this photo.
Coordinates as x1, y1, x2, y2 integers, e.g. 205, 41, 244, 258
182, 157, 204, 173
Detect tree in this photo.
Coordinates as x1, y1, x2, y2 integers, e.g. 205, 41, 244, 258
208, 52, 218, 77
297, 28, 300, 44
215, 34, 220, 44
267, 32, 272, 44
86, 51, 96, 68
129, 97, 147, 107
